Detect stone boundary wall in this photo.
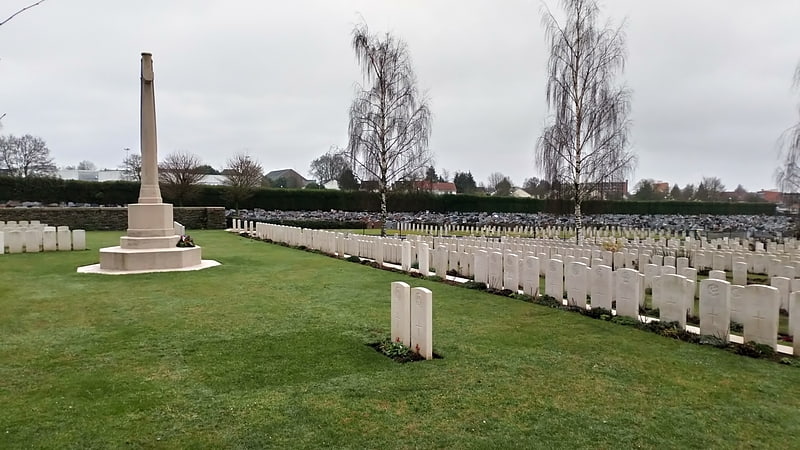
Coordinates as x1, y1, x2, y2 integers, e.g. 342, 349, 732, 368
0, 207, 226, 231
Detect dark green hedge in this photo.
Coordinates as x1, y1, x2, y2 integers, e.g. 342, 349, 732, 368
0, 176, 776, 215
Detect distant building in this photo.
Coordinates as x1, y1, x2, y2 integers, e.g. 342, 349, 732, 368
59, 169, 127, 182
511, 188, 532, 198
584, 180, 628, 199
264, 169, 311, 188
413, 181, 457, 195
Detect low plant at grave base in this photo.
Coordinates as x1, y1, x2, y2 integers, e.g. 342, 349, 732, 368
346, 255, 362, 263
371, 338, 425, 363
10, 230, 797, 447
176, 234, 195, 247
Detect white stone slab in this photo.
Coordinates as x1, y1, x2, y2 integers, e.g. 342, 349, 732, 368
654, 274, 692, 328
732, 261, 747, 286
743, 285, 780, 349
72, 230, 86, 251
790, 292, 800, 355
56, 226, 71, 251
391, 281, 411, 347
7, 230, 23, 253
474, 250, 488, 285
522, 255, 540, 297
730, 285, 746, 325
24, 229, 41, 253
503, 253, 520, 292
545, 259, 564, 300
488, 252, 503, 290
615, 268, 641, 319
566, 261, 589, 309
410, 287, 433, 360
418, 242, 430, 276
700, 279, 731, 339
591, 264, 613, 311
770, 276, 791, 311
401, 241, 412, 272
709, 270, 726, 281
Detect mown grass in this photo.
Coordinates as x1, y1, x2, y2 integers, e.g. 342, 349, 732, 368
1, 231, 799, 448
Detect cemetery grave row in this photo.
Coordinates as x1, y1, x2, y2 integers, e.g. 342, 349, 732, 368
0, 220, 86, 254
232, 220, 800, 356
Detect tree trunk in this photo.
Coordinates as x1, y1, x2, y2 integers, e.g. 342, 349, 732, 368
574, 197, 582, 245
380, 189, 387, 237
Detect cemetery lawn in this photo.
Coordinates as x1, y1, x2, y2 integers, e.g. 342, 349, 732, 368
2, 231, 800, 448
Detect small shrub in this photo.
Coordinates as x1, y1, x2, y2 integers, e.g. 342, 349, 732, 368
699, 335, 731, 349
581, 307, 612, 320
644, 287, 652, 296
734, 341, 776, 359
346, 255, 361, 263
730, 321, 744, 333
425, 275, 444, 282
463, 281, 487, 290
511, 293, 534, 303
534, 295, 563, 309
372, 339, 425, 363
780, 357, 798, 366
610, 315, 640, 327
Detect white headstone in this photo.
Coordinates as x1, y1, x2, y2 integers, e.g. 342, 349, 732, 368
56, 226, 71, 251
743, 285, 780, 349
709, 270, 726, 281
391, 281, 411, 346
566, 261, 589, 309
474, 250, 488, 285
615, 268, 641, 319
488, 252, 504, 290
654, 274, 692, 327
770, 276, 791, 311
699, 279, 731, 339
0, 231, 4, 255
410, 287, 433, 360
72, 230, 86, 251
791, 292, 800, 354
732, 261, 747, 286
503, 253, 520, 292
545, 259, 564, 300
24, 229, 42, 253
418, 242, 430, 276
7, 229, 23, 253
591, 264, 613, 311
401, 241, 412, 272
522, 256, 540, 297
730, 284, 746, 325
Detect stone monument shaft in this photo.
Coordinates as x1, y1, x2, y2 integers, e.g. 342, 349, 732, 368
138, 52, 162, 204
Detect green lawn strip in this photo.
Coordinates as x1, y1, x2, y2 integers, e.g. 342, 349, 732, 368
1, 231, 798, 448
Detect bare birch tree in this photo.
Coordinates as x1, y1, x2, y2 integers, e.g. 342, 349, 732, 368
775, 62, 800, 193
121, 149, 142, 182
535, 0, 636, 243
158, 151, 204, 206
347, 22, 433, 236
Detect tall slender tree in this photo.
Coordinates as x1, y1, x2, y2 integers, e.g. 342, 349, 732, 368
535, 0, 636, 243
775, 62, 800, 193
346, 22, 432, 236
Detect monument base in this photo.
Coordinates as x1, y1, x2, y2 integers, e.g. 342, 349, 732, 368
78, 257, 220, 275
96, 244, 201, 271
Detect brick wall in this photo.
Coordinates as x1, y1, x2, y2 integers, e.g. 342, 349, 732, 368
0, 207, 226, 231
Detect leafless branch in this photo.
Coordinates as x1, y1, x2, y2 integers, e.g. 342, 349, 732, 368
0, 0, 47, 27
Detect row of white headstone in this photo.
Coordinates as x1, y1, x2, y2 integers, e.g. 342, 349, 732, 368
249, 223, 798, 353
0, 226, 85, 254
390, 282, 433, 360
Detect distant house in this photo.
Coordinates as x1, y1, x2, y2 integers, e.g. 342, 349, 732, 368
323, 180, 340, 190
511, 188, 532, 198
264, 169, 312, 188
412, 181, 457, 195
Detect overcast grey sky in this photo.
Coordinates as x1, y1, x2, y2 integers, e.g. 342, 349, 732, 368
1, 0, 798, 192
